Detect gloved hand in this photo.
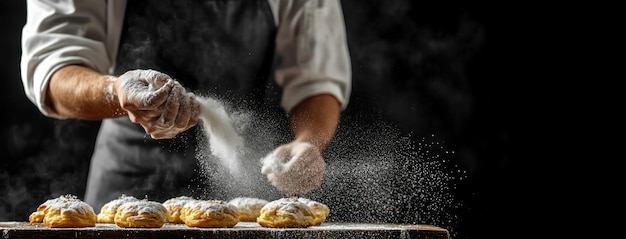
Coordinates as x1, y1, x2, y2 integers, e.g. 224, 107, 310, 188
115, 69, 200, 139
261, 142, 327, 195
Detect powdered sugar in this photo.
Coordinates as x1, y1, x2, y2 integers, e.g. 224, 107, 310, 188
163, 196, 195, 209
261, 197, 314, 221
116, 200, 168, 217
183, 200, 238, 214
228, 197, 269, 208
100, 195, 139, 211
42, 194, 95, 216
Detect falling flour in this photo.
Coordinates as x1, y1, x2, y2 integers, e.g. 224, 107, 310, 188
196, 96, 245, 178
191, 98, 464, 238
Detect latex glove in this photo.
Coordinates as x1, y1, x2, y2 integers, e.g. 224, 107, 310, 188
115, 69, 200, 139
261, 142, 327, 195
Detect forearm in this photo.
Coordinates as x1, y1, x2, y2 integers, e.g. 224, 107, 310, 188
289, 94, 341, 152
46, 65, 126, 120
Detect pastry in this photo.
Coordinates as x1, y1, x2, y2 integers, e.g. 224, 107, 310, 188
30, 196, 69, 223
29, 194, 97, 228
29, 200, 56, 223
28, 211, 45, 223
179, 200, 239, 228
114, 200, 168, 228
257, 197, 316, 228
162, 196, 195, 223
297, 197, 330, 226
97, 194, 139, 223
228, 197, 268, 222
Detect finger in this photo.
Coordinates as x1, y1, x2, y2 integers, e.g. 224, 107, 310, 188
174, 93, 192, 129
149, 72, 170, 89
150, 131, 177, 139
141, 123, 156, 135
187, 96, 200, 128
142, 79, 175, 110
127, 111, 160, 124
141, 121, 168, 135
138, 110, 162, 120
157, 84, 182, 129
128, 110, 161, 121
286, 145, 315, 170
127, 112, 139, 123
146, 125, 179, 139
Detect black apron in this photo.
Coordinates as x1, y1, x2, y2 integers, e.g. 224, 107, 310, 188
85, 0, 278, 210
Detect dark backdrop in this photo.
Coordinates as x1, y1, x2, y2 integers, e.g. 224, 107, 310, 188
0, 1, 520, 239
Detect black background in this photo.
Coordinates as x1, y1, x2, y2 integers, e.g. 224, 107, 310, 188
0, 1, 525, 239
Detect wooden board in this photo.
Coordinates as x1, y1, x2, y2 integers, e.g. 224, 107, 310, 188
0, 222, 449, 239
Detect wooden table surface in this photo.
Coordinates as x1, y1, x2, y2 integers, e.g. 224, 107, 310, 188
0, 221, 449, 239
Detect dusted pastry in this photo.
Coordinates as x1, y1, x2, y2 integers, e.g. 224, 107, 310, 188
297, 197, 330, 226
180, 200, 239, 228
228, 197, 269, 222
29, 194, 97, 228
162, 196, 195, 223
114, 200, 168, 228
97, 194, 139, 223
257, 197, 316, 228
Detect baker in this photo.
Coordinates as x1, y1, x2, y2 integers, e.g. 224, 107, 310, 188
20, 0, 351, 210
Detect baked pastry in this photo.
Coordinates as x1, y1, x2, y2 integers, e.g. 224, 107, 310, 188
114, 200, 168, 228
179, 200, 240, 228
97, 194, 139, 223
228, 197, 269, 222
257, 197, 316, 228
29, 194, 97, 228
297, 197, 330, 226
29, 211, 45, 223
29, 197, 63, 223
162, 196, 195, 223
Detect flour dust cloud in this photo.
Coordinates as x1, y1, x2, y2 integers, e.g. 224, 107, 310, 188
312, 115, 466, 238
194, 96, 284, 200
192, 96, 464, 237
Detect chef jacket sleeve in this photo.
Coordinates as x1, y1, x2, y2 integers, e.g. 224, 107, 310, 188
20, 0, 126, 119
271, 0, 352, 112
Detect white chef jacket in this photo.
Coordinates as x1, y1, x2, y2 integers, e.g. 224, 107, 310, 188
21, 0, 352, 119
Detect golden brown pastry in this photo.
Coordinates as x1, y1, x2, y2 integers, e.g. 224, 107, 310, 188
30, 197, 62, 223
257, 197, 316, 228
114, 200, 168, 228
162, 196, 195, 223
97, 194, 139, 223
29, 211, 45, 223
228, 197, 269, 222
297, 197, 330, 226
179, 200, 240, 228
29, 194, 97, 228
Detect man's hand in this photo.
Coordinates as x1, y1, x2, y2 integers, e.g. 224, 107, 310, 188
261, 142, 327, 195
115, 69, 200, 139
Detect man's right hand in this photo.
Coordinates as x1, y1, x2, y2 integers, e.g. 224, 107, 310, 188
115, 69, 200, 139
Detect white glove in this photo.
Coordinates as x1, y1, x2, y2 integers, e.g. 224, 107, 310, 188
115, 69, 200, 139
261, 142, 327, 195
